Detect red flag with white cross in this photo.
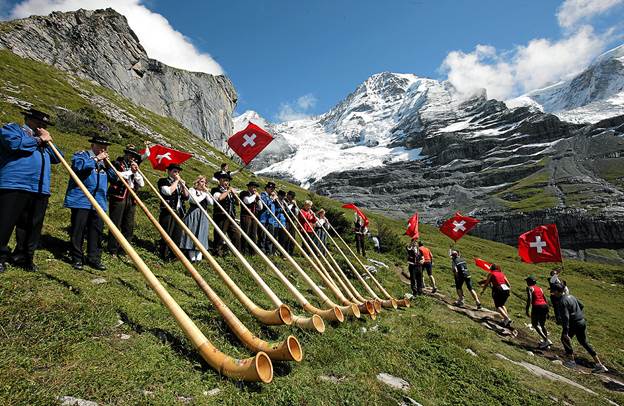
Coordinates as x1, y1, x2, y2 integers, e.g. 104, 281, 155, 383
405, 212, 419, 240
474, 258, 494, 273
227, 122, 274, 165
140, 144, 192, 171
439, 212, 480, 242
518, 224, 562, 263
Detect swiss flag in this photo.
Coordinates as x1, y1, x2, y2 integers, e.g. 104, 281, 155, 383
228, 122, 274, 165
140, 144, 192, 171
439, 212, 479, 242
474, 258, 494, 273
405, 212, 419, 240
518, 224, 562, 263
342, 203, 369, 227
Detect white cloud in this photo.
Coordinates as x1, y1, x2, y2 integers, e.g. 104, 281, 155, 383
441, 1, 618, 100
276, 93, 317, 122
557, 0, 624, 28
7, 0, 223, 75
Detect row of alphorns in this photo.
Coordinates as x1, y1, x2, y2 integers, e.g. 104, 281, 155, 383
48, 142, 408, 383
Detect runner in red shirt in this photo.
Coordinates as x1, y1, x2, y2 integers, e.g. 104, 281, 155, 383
418, 241, 438, 293
525, 275, 552, 348
479, 264, 512, 327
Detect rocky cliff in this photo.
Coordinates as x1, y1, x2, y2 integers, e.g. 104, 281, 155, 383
0, 8, 236, 150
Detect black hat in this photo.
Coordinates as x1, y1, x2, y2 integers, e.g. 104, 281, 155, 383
266, 181, 276, 189
525, 275, 537, 283
21, 108, 54, 126
277, 190, 286, 197
167, 163, 183, 171
247, 181, 260, 187
124, 144, 142, 160
287, 191, 296, 197
217, 172, 232, 180
87, 132, 112, 146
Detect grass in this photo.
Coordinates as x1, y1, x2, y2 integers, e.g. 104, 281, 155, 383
1, 49, 624, 405
494, 169, 559, 212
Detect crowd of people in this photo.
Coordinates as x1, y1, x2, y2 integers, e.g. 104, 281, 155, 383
0, 108, 609, 374
405, 241, 609, 373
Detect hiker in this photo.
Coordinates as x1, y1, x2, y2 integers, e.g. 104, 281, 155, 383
353, 214, 367, 257
64, 134, 117, 271
212, 162, 240, 182
450, 250, 482, 309
259, 181, 278, 255
314, 209, 330, 248
157, 163, 189, 260
549, 269, 569, 324
525, 275, 552, 348
0, 108, 60, 273
479, 264, 512, 326
239, 181, 261, 255
418, 241, 437, 293
179, 175, 213, 262
550, 283, 608, 373
407, 239, 424, 295
211, 172, 240, 256
107, 145, 144, 256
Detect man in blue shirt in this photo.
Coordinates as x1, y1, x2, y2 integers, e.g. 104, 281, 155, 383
259, 181, 277, 255
64, 134, 117, 270
0, 108, 60, 273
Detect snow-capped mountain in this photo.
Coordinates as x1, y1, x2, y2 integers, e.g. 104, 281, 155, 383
507, 44, 624, 124
233, 45, 624, 249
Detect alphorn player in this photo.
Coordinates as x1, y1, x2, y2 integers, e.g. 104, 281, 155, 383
107, 144, 144, 256
0, 108, 60, 273
179, 175, 213, 262
284, 191, 298, 255
64, 133, 117, 271
211, 172, 240, 256
239, 181, 261, 255
259, 181, 278, 255
157, 163, 189, 260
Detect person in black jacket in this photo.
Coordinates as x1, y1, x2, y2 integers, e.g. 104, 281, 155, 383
407, 239, 424, 295
107, 145, 144, 256
157, 163, 189, 260
210, 173, 240, 256
239, 181, 261, 255
550, 283, 608, 373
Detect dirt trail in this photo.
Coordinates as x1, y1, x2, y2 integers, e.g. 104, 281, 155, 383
392, 266, 624, 395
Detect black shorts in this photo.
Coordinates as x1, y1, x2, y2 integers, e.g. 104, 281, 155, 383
531, 304, 548, 325
455, 273, 473, 290
492, 288, 510, 308
422, 262, 433, 276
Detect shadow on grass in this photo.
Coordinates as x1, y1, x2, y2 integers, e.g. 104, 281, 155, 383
117, 310, 209, 373
40, 271, 81, 295
39, 233, 70, 261
115, 277, 158, 304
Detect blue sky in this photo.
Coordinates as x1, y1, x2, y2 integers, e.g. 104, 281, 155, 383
3, 0, 624, 121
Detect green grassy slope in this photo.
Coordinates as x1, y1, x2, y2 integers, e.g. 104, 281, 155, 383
1, 50, 623, 405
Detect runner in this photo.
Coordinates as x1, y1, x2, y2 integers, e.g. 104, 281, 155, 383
450, 250, 482, 309
479, 264, 512, 326
418, 241, 437, 293
550, 283, 608, 373
525, 275, 552, 348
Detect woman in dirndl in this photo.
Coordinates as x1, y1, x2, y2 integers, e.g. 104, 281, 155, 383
180, 175, 213, 262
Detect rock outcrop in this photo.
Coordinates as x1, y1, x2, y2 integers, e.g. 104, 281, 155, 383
0, 8, 236, 150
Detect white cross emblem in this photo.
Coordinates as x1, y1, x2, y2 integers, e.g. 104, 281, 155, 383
452, 220, 466, 233
529, 236, 547, 253
242, 133, 257, 147
155, 152, 172, 164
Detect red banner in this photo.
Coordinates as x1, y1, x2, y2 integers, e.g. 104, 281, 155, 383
342, 203, 369, 227
140, 144, 192, 171
518, 224, 562, 263
405, 212, 419, 240
227, 122, 274, 165
439, 212, 480, 242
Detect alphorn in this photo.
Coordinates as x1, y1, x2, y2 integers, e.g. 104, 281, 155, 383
110, 162, 302, 362
329, 223, 410, 308
137, 171, 293, 327
321, 221, 397, 309
215, 194, 345, 323
291, 203, 385, 311
261, 196, 371, 317
49, 143, 272, 382
275, 200, 376, 317
143, 174, 324, 333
